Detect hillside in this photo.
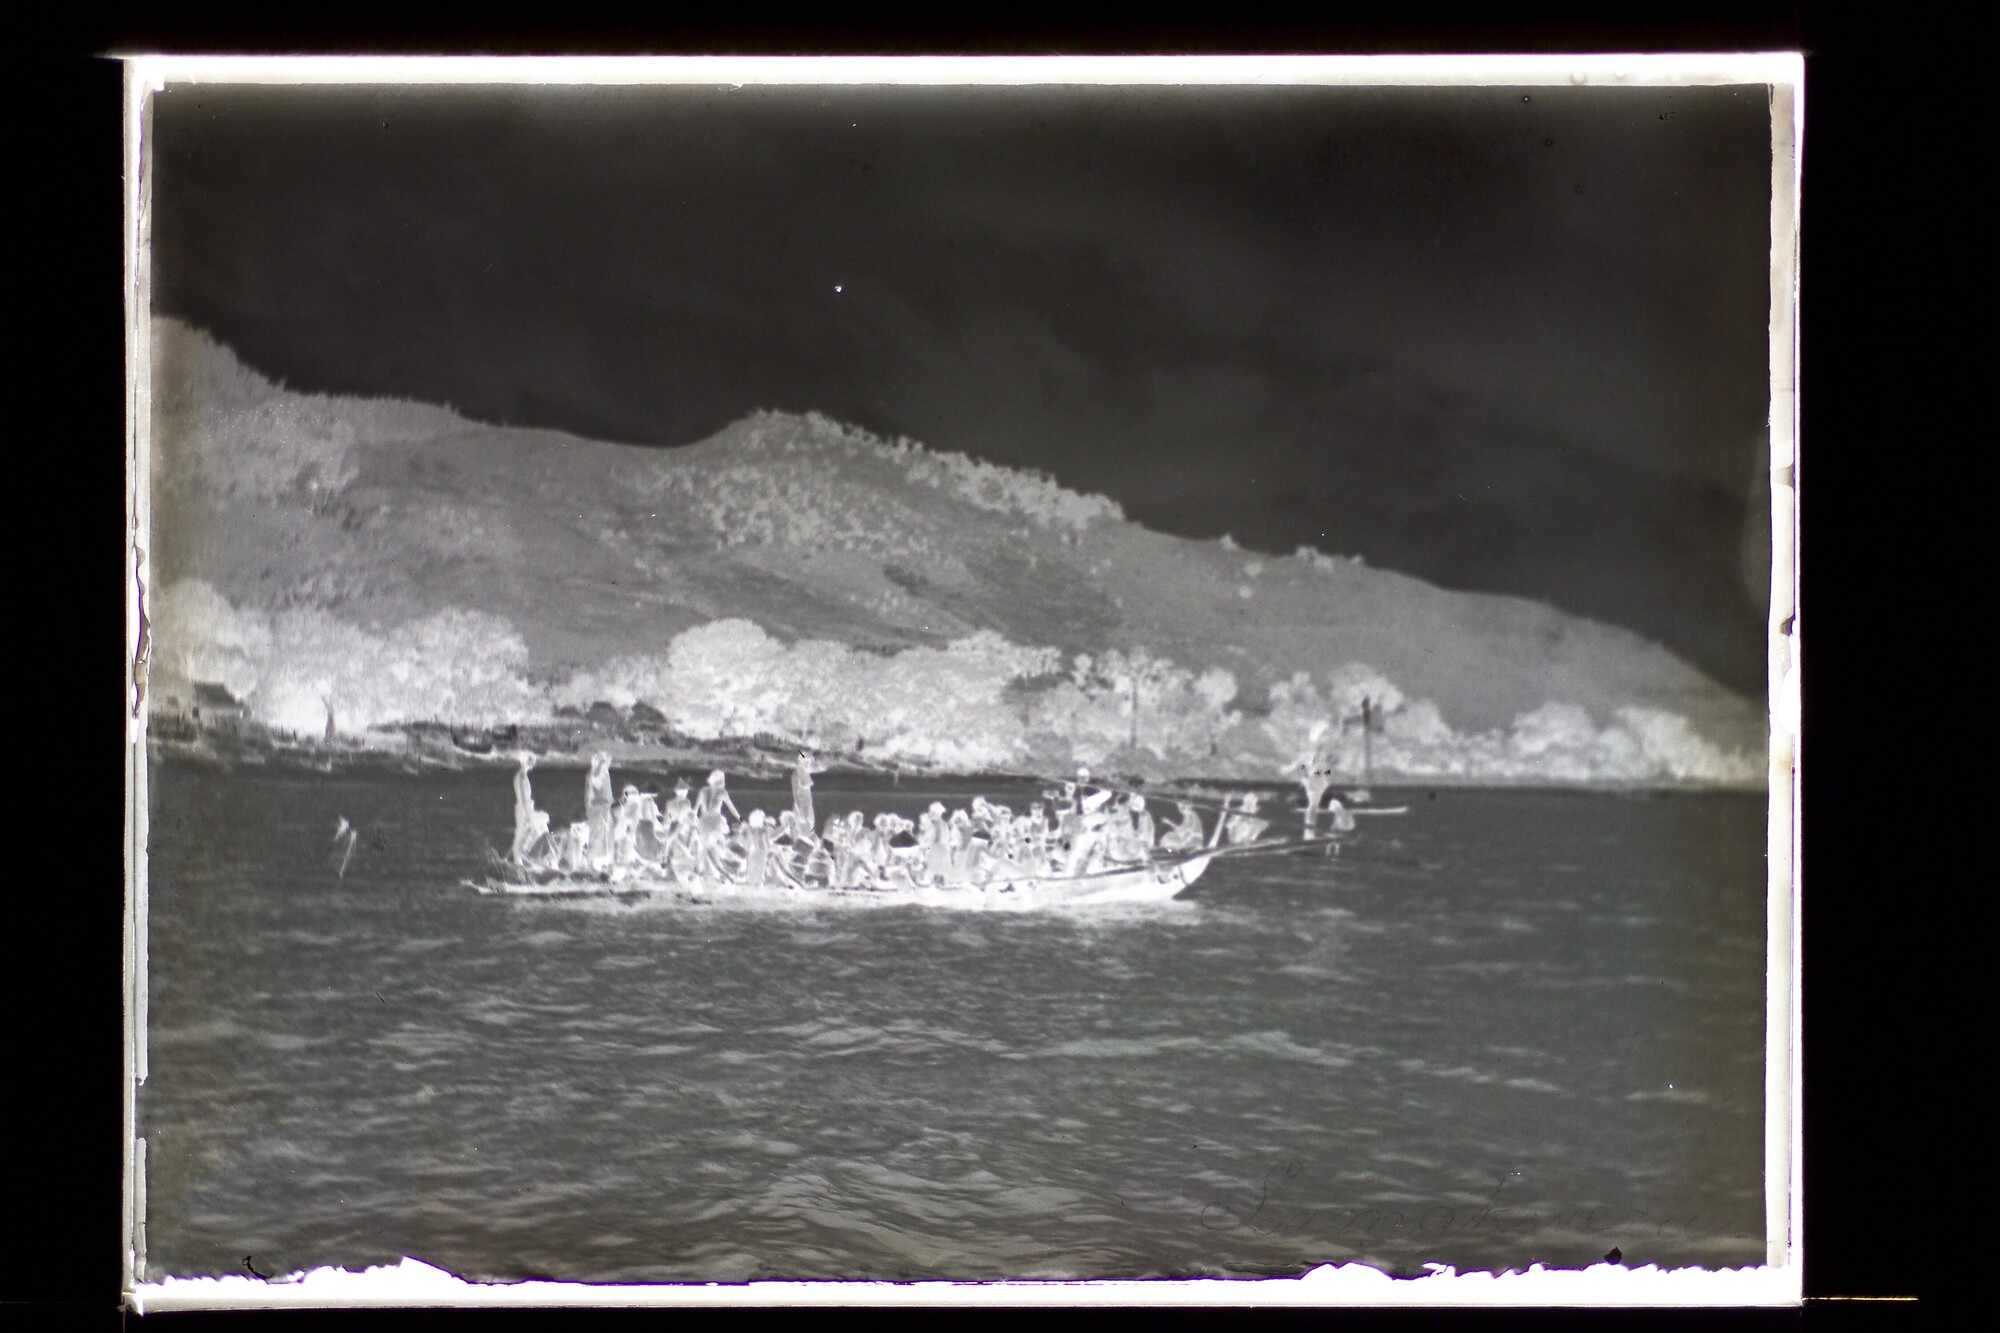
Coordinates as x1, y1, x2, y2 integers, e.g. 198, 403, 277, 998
141, 317, 1765, 785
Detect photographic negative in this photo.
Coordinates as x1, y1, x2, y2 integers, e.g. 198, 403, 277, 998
123, 55, 1801, 1308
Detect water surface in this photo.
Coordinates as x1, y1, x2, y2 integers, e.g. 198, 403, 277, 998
140, 760, 1767, 1284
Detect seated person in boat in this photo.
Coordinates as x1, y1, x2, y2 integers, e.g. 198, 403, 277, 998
1108, 793, 1156, 864
881, 814, 923, 885
1224, 792, 1271, 845
1159, 801, 1206, 853
943, 809, 981, 885
799, 834, 836, 887
774, 807, 809, 868
663, 778, 695, 827
1323, 794, 1357, 834
556, 821, 593, 875
823, 812, 862, 888
734, 808, 779, 887
519, 809, 554, 869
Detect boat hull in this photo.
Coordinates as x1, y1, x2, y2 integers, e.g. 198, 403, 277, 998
465, 851, 1212, 911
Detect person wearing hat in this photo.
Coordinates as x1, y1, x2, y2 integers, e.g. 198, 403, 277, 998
1113, 792, 1156, 863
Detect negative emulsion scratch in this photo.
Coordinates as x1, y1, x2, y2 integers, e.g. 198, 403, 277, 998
132, 543, 150, 717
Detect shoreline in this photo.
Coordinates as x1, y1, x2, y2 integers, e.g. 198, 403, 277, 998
138, 732, 1769, 797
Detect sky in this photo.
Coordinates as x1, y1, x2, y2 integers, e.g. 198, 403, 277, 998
148, 78, 1776, 696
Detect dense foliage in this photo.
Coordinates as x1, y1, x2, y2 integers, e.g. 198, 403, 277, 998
150, 580, 1761, 785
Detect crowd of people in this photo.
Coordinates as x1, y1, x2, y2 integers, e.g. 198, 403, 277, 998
505, 752, 1329, 892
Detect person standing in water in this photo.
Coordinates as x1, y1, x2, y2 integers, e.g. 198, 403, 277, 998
510, 751, 543, 865
585, 753, 616, 872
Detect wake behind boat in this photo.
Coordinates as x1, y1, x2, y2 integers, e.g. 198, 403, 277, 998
470, 750, 1351, 912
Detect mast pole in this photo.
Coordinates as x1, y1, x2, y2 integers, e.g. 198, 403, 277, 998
1361, 695, 1374, 791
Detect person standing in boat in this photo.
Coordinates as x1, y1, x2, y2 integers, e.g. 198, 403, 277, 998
844, 811, 882, 889
1021, 801, 1052, 874
693, 770, 742, 880
631, 786, 667, 865
510, 751, 544, 866
1068, 786, 1116, 875
790, 750, 819, 835
918, 802, 951, 886
659, 780, 696, 876
585, 753, 616, 872
945, 809, 979, 885
612, 784, 652, 870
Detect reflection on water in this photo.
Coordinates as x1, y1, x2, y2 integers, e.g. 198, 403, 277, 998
141, 761, 1767, 1283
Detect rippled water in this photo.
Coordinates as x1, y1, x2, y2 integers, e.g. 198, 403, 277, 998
139, 759, 1767, 1284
